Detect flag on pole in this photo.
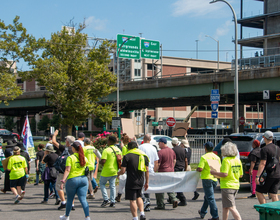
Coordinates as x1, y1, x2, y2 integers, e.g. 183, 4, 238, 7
21, 116, 36, 159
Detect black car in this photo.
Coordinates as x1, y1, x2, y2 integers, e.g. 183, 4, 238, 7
0, 129, 20, 143
213, 133, 264, 183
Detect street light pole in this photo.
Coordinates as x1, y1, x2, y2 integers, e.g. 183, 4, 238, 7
210, 0, 239, 133
116, 36, 136, 117
205, 35, 219, 72
196, 40, 198, 59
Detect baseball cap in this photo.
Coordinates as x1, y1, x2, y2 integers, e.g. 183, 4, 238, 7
204, 141, 214, 149
78, 132, 85, 138
157, 137, 167, 144
172, 137, 179, 145
263, 131, 273, 140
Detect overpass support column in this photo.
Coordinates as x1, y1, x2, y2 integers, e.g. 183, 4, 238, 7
264, 102, 280, 128
232, 104, 245, 132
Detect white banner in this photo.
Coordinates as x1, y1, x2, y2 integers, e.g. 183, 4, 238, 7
145, 171, 200, 193
21, 116, 35, 159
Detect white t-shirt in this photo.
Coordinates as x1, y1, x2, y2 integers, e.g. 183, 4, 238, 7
76, 140, 85, 148
139, 143, 159, 173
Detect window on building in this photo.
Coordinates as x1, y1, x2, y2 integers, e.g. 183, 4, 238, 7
135, 59, 141, 63
134, 69, 140, 77
147, 64, 156, 70
134, 111, 141, 117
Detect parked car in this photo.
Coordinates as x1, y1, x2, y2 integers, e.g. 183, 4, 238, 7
213, 133, 263, 183
137, 135, 173, 150
0, 129, 20, 143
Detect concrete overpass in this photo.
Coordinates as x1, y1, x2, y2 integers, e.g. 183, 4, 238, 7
104, 66, 280, 110
1, 66, 280, 116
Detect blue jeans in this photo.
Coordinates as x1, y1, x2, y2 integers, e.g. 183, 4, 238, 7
65, 176, 89, 217
92, 177, 98, 189
100, 175, 117, 203
200, 179, 219, 219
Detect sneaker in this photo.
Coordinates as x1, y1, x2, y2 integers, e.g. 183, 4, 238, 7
248, 194, 256, 198
59, 215, 69, 220
87, 194, 95, 199
85, 217, 91, 220
94, 186, 98, 193
144, 206, 150, 212
34, 183, 38, 185
198, 210, 204, 219
72, 206, 75, 211
41, 200, 48, 204
101, 200, 110, 207
144, 201, 150, 211
115, 193, 122, 202
109, 202, 115, 208
19, 191, 25, 200
140, 215, 146, 220
58, 203, 66, 210
49, 191, 55, 198
1, 188, 6, 194
173, 200, 178, 208
15, 195, 21, 204
192, 191, 200, 200
55, 198, 61, 205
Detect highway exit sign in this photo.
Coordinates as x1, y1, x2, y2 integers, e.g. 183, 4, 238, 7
117, 34, 140, 59
141, 39, 160, 59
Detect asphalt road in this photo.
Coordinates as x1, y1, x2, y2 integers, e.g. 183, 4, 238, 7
0, 162, 272, 220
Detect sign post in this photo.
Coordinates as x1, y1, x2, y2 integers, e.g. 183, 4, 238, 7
211, 90, 220, 146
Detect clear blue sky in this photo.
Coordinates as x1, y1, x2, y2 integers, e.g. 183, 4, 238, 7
1, 0, 263, 68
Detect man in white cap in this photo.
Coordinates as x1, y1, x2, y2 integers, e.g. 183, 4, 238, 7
255, 131, 280, 204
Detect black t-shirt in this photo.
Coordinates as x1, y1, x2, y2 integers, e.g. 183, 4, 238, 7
185, 148, 192, 165
4, 147, 13, 158
172, 145, 187, 170
36, 150, 44, 163
248, 147, 261, 170
21, 151, 31, 171
122, 152, 149, 190
43, 152, 59, 167
261, 143, 280, 178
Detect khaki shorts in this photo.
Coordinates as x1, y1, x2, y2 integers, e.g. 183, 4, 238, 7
221, 189, 238, 208
56, 173, 66, 191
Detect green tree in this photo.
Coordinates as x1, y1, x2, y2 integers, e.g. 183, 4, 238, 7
50, 113, 61, 130
37, 115, 50, 132
4, 116, 16, 131
21, 23, 116, 134
30, 117, 36, 134
0, 16, 38, 104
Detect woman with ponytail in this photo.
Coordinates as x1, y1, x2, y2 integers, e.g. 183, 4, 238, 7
60, 141, 90, 220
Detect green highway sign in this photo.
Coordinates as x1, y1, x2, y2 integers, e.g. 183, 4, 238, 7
141, 39, 160, 59
152, 122, 159, 126
117, 34, 140, 59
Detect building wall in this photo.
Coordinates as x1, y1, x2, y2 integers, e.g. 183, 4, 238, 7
267, 0, 280, 13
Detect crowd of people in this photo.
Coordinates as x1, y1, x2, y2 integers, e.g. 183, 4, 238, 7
1, 130, 280, 220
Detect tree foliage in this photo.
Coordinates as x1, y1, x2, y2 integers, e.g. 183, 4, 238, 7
21, 22, 117, 133
50, 113, 61, 130
37, 115, 50, 132
4, 116, 16, 131
0, 16, 39, 104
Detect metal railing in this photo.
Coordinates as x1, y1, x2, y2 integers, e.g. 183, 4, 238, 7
232, 54, 280, 70
186, 134, 224, 164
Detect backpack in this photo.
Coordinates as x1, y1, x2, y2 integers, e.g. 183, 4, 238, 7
54, 148, 70, 173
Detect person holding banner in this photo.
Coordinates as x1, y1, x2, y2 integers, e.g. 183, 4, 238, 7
117, 141, 149, 220
154, 137, 179, 210
197, 141, 221, 220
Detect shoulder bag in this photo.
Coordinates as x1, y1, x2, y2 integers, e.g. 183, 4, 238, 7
110, 146, 122, 169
